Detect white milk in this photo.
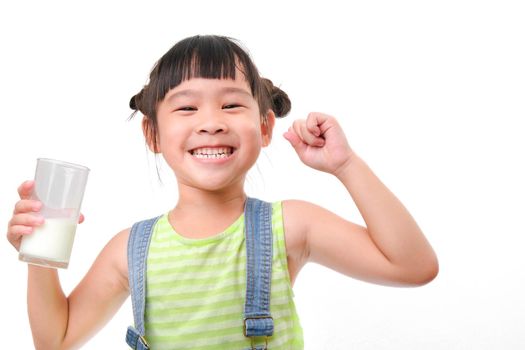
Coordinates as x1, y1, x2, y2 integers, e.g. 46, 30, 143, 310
19, 218, 77, 268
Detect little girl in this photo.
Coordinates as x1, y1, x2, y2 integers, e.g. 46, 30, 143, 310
6, 35, 438, 350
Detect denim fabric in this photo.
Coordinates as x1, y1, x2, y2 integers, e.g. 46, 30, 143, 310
125, 198, 274, 349
243, 198, 274, 338
125, 326, 150, 350
126, 215, 161, 350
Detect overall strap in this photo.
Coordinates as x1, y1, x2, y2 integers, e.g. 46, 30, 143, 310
243, 197, 274, 345
125, 215, 161, 350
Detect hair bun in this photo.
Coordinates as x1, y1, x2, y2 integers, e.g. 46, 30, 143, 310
129, 87, 146, 112
261, 78, 291, 118
129, 95, 137, 110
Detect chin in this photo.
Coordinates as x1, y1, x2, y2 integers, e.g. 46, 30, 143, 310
191, 177, 241, 193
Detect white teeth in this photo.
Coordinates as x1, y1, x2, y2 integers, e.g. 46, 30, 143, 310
191, 147, 233, 159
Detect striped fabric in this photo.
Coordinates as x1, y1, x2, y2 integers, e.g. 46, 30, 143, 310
143, 201, 304, 349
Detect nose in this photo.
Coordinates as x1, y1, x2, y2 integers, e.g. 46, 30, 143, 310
196, 113, 228, 135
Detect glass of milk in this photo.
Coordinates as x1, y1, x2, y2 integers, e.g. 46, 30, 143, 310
19, 158, 89, 269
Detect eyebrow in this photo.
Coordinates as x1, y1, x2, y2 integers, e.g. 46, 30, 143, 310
166, 87, 252, 103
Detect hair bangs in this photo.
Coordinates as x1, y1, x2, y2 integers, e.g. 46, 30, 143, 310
151, 36, 254, 105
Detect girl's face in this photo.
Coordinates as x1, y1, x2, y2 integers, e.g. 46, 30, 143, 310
150, 71, 274, 192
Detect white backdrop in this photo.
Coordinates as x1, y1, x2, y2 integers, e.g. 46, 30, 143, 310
1, 1, 524, 349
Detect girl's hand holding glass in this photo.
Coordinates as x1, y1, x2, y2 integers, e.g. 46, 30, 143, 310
7, 180, 85, 252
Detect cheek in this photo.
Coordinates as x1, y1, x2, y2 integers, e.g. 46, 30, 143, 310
246, 115, 265, 136
243, 121, 264, 143
244, 127, 265, 156
157, 121, 191, 160
158, 116, 184, 140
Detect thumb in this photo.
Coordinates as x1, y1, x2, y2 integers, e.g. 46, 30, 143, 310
17, 180, 35, 200
283, 129, 307, 155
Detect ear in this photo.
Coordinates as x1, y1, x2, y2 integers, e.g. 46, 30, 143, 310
142, 117, 161, 153
261, 110, 276, 147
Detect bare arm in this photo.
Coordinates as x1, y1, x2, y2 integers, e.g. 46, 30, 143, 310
283, 113, 438, 286
27, 266, 69, 349
7, 181, 130, 350
26, 228, 130, 350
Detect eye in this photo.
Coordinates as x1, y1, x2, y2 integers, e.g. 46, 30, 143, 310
176, 106, 197, 112
223, 104, 242, 109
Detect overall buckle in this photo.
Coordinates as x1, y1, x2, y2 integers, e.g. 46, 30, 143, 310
243, 316, 272, 349
249, 335, 269, 350
139, 334, 149, 349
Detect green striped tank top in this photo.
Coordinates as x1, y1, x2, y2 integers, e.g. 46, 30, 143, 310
144, 201, 304, 349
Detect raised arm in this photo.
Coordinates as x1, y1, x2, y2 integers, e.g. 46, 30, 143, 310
283, 113, 438, 286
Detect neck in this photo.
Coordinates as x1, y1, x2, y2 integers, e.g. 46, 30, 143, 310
168, 181, 247, 238
174, 181, 247, 216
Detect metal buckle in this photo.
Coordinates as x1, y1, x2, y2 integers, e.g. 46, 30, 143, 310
139, 334, 149, 349
250, 335, 269, 350
243, 316, 272, 350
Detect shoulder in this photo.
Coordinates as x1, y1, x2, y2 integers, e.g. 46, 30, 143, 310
104, 226, 131, 254
279, 198, 368, 265
94, 227, 131, 290
276, 199, 333, 283
99, 215, 160, 290
281, 198, 324, 217
280, 199, 333, 241
278, 200, 320, 265
281, 199, 328, 237
107, 215, 162, 284
110, 226, 132, 244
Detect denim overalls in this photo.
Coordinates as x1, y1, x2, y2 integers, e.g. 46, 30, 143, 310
125, 197, 274, 350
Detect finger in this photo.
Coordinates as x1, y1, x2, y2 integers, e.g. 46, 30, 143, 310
7, 225, 31, 251
306, 113, 324, 137
283, 127, 307, 154
298, 120, 325, 147
291, 120, 305, 141
17, 180, 35, 200
8, 225, 34, 238
291, 119, 322, 145
13, 199, 43, 214
79, 213, 85, 224
9, 213, 45, 227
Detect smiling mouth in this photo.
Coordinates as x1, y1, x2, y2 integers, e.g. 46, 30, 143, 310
189, 146, 235, 159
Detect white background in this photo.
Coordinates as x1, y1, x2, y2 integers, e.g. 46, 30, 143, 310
1, 1, 524, 349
